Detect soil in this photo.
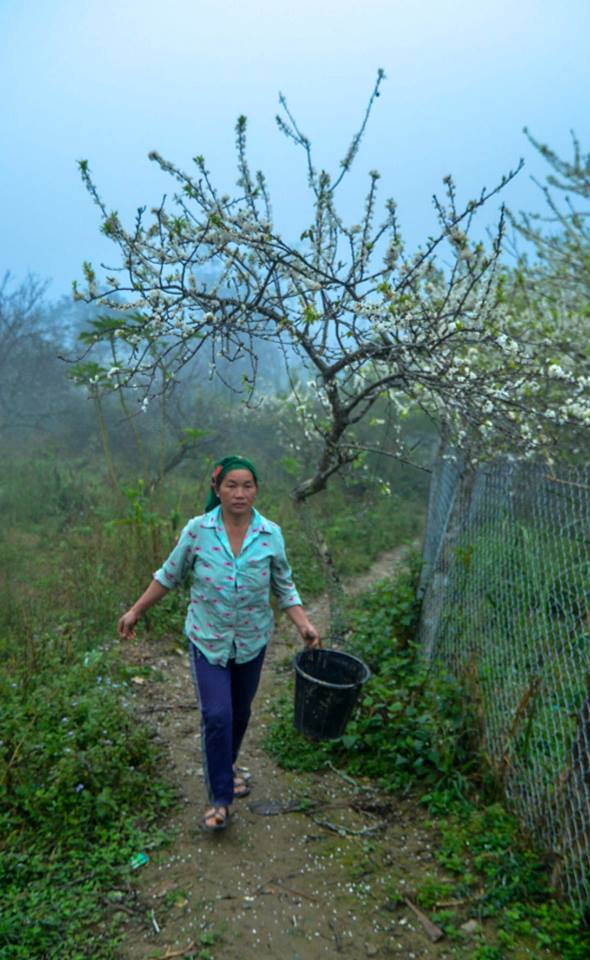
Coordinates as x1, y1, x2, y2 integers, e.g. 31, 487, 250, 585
115, 547, 463, 959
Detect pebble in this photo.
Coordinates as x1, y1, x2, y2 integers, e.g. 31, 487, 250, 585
460, 919, 481, 937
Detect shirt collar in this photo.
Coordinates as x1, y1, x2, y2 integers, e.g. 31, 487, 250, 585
204, 505, 271, 535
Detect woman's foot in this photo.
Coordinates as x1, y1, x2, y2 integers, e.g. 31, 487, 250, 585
202, 805, 230, 832
233, 775, 251, 799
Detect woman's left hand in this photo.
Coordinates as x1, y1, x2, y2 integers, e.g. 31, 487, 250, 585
285, 605, 321, 647
300, 623, 321, 648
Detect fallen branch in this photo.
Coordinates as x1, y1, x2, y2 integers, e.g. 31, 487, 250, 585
310, 815, 386, 836
149, 943, 196, 960
259, 878, 316, 902
327, 761, 372, 792
136, 703, 197, 713
434, 889, 485, 908
100, 897, 136, 916
328, 916, 343, 952
404, 897, 445, 943
498, 677, 541, 784
546, 473, 590, 492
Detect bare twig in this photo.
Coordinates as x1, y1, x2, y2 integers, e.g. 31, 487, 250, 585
135, 703, 197, 714
328, 916, 344, 952
148, 944, 196, 960
100, 897, 137, 916
498, 676, 541, 784
545, 473, 590, 492
310, 815, 386, 836
259, 878, 316, 902
327, 760, 372, 792
434, 889, 485, 908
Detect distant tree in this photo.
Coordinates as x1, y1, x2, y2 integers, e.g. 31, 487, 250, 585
0, 274, 48, 426
509, 129, 590, 307
0, 274, 87, 444
74, 73, 590, 497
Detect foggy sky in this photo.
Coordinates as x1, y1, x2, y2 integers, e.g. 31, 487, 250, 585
2, 0, 589, 299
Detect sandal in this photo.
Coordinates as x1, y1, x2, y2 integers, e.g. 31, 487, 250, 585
233, 775, 251, 799
202, 805, 230, 832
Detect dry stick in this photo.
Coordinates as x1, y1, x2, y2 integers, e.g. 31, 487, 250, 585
136, 703, 197, 713
295, 797, 371, 814
434, 889, 485, 908
1, 736, 27, 783
100, 897, 136, 917
498, 676, 541, 785
327, 760, 372, 793
328, 917, 344, 953
310, 815, 386, 837
112, 348, 148, 477
251, 796, 371, 816
545, 473, 590, 492
218, 875, 316, 904
259, 878, 316, 903
465, 656, 486, 741
403, 897, 445, 943
549, 672, 590, 888
93, 392, 119, 490
148, 944, 196, 960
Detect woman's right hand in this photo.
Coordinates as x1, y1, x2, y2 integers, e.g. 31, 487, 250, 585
116, 580, 168, 640
118, 609, 140, 640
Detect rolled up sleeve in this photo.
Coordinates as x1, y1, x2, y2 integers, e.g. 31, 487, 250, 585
154, 521, 197, 589
270, 528, 302, 609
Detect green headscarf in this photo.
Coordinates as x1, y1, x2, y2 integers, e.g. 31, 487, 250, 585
205, 455, 259, 512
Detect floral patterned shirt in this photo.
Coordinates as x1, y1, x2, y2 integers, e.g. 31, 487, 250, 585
153, 506, 302, 666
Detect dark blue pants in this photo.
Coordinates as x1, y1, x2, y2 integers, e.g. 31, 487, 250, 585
188, 643, 266, 806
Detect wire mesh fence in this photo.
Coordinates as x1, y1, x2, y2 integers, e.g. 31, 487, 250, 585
419, 455, 590, 912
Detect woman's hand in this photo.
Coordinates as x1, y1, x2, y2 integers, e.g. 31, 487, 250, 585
117, 581, 169, 640
285, 605, 322, 648
301, 623, 321, 649
118, 609, 140, 640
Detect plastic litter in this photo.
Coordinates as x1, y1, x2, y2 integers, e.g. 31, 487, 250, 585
129, 852, 149, 870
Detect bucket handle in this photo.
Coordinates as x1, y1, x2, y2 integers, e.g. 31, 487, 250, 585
294, 657, 370, 690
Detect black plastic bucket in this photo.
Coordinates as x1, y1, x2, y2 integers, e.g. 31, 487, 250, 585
293, 648, 371, 740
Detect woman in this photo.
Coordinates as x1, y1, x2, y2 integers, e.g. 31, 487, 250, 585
117, 455, 320, 832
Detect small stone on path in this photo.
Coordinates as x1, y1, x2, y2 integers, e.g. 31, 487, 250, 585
460, 919, 481, 937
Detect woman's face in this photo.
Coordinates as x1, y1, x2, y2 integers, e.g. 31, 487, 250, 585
217, 469, 257, 517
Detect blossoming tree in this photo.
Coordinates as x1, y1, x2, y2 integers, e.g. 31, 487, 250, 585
503, 130, 590, 453
73, 73, 590, 502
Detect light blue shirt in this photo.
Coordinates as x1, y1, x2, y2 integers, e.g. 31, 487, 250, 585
153, 506, 302, 666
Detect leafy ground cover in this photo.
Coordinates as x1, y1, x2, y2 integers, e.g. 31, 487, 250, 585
0, 642, 175, 959
264, 565, 590, 959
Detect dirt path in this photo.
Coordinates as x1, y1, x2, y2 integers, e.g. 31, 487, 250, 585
117, 546, 457, 959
